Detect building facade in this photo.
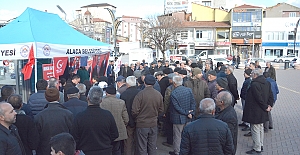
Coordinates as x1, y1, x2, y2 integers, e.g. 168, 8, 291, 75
261, 3, 300, 61
263, 2, 300, 18
118, 16, 142, 42
230, 4, 263, 58
262, 18, 300, 61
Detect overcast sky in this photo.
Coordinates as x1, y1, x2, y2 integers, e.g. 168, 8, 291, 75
0, 0, 299, 21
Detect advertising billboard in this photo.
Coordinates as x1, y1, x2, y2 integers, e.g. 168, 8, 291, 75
165, 0, 189, 14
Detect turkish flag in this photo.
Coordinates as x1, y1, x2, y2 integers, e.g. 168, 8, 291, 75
53, 57, 68, 77
22, 44, 35, 80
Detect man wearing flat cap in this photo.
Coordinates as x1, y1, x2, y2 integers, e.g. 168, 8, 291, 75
101, 85, 129, 155
116, 75, 127, 94
132, 75, 164, 155
63, 87, 88, 118
207, 70, 218, 99
184, 67, 210, 118
35, 88, 73, 155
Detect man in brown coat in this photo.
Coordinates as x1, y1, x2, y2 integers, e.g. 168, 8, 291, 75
100, 85, 129, 155
132, 75, 164, 155
184, 67, 210, 117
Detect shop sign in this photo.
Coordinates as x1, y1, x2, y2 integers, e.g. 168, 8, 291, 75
216, 42, 231, 46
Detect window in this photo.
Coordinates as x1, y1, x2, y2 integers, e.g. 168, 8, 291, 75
196, 30, 202, 39
273, 32, 279, 40
289, 12, 296, 17
217, 32, 229, 39
288, 32, 294, 40
267, 32, 274, 40
279, 32, 284, 40
202, 1, 211, 6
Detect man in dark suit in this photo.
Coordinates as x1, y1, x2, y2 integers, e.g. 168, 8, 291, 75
63, 87, 88, 118
107, 60, 115, 86
71, 86, 119, 155
119, 62, 133, 78
120, 76, 140, 155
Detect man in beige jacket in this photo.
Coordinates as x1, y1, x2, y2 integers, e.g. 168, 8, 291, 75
100, 85, 129, 155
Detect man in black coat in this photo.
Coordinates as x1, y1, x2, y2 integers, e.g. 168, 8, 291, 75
0, 102, 26, 155
119, 63, 133, 78
8, 95, 39, 155
215, 91, 238, 154
63, 87, 88, 118
225, 66, 239, 106
71, 86, 119, 155
27, 79, 49, 116
159, 68, 172, 99
120, 76, 141, 155
35, 88, 73, 155
242, 68, 274, 154
180, 98, 234, 155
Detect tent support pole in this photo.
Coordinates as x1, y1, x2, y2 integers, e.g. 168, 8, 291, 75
34, 58, 37, 93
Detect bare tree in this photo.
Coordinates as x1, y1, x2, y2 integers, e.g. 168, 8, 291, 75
144, 15, 181, 61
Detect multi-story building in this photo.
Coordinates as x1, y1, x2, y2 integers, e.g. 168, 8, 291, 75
171, 3, 231, 56
230, 4, 263, 58
118, 16, 142, 42
262, 3, 300, 61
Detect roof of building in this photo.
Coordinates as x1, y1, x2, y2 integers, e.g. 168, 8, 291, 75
234, 4, 262, 9
81, 3, 116, 8
93, 18, 111, 23
265, 2, 300, 10
122, 15, 142, 19
180, 21, 231, 28
84, 10, 91, 15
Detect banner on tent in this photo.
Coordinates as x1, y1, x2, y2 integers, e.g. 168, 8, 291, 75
0, 43, 35, 60
36, 42, 112, 58
42, 64, 54, 80
90, 53, 110, 79
53, 57, 68, 77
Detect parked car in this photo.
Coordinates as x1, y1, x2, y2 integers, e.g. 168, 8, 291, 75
245, 58, 267, 68
211, 58, 232, 66
274, 55, 297, 63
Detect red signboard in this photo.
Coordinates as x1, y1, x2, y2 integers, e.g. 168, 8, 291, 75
42, 64, 54, 81
216, 42, 231, 46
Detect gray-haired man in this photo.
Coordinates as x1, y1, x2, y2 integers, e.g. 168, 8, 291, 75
180, 98, 234, 155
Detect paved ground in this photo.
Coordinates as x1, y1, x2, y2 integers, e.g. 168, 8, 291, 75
156, 68, 300, 155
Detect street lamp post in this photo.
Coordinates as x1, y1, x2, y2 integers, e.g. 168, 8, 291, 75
56, 5, 67, 21
294, 18, 300, 56
105, 8, 122, 58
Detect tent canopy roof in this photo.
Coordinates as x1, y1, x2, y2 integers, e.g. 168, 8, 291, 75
0, 7, 110, 47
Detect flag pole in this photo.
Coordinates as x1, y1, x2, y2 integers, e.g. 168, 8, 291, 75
34, 44, 38, 93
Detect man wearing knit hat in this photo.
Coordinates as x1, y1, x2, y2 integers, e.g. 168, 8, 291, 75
101, 85, 129, 155
132, 75, 164, 155
215, 77, 235, 113
159, 68, 173, 99
62, 87, 88, 118
178, 69, 188, 84
35, 88, 73, 155
184, 67, 210, 118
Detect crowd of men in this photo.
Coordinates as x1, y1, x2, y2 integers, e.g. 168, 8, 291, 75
0, 57, 279, 155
